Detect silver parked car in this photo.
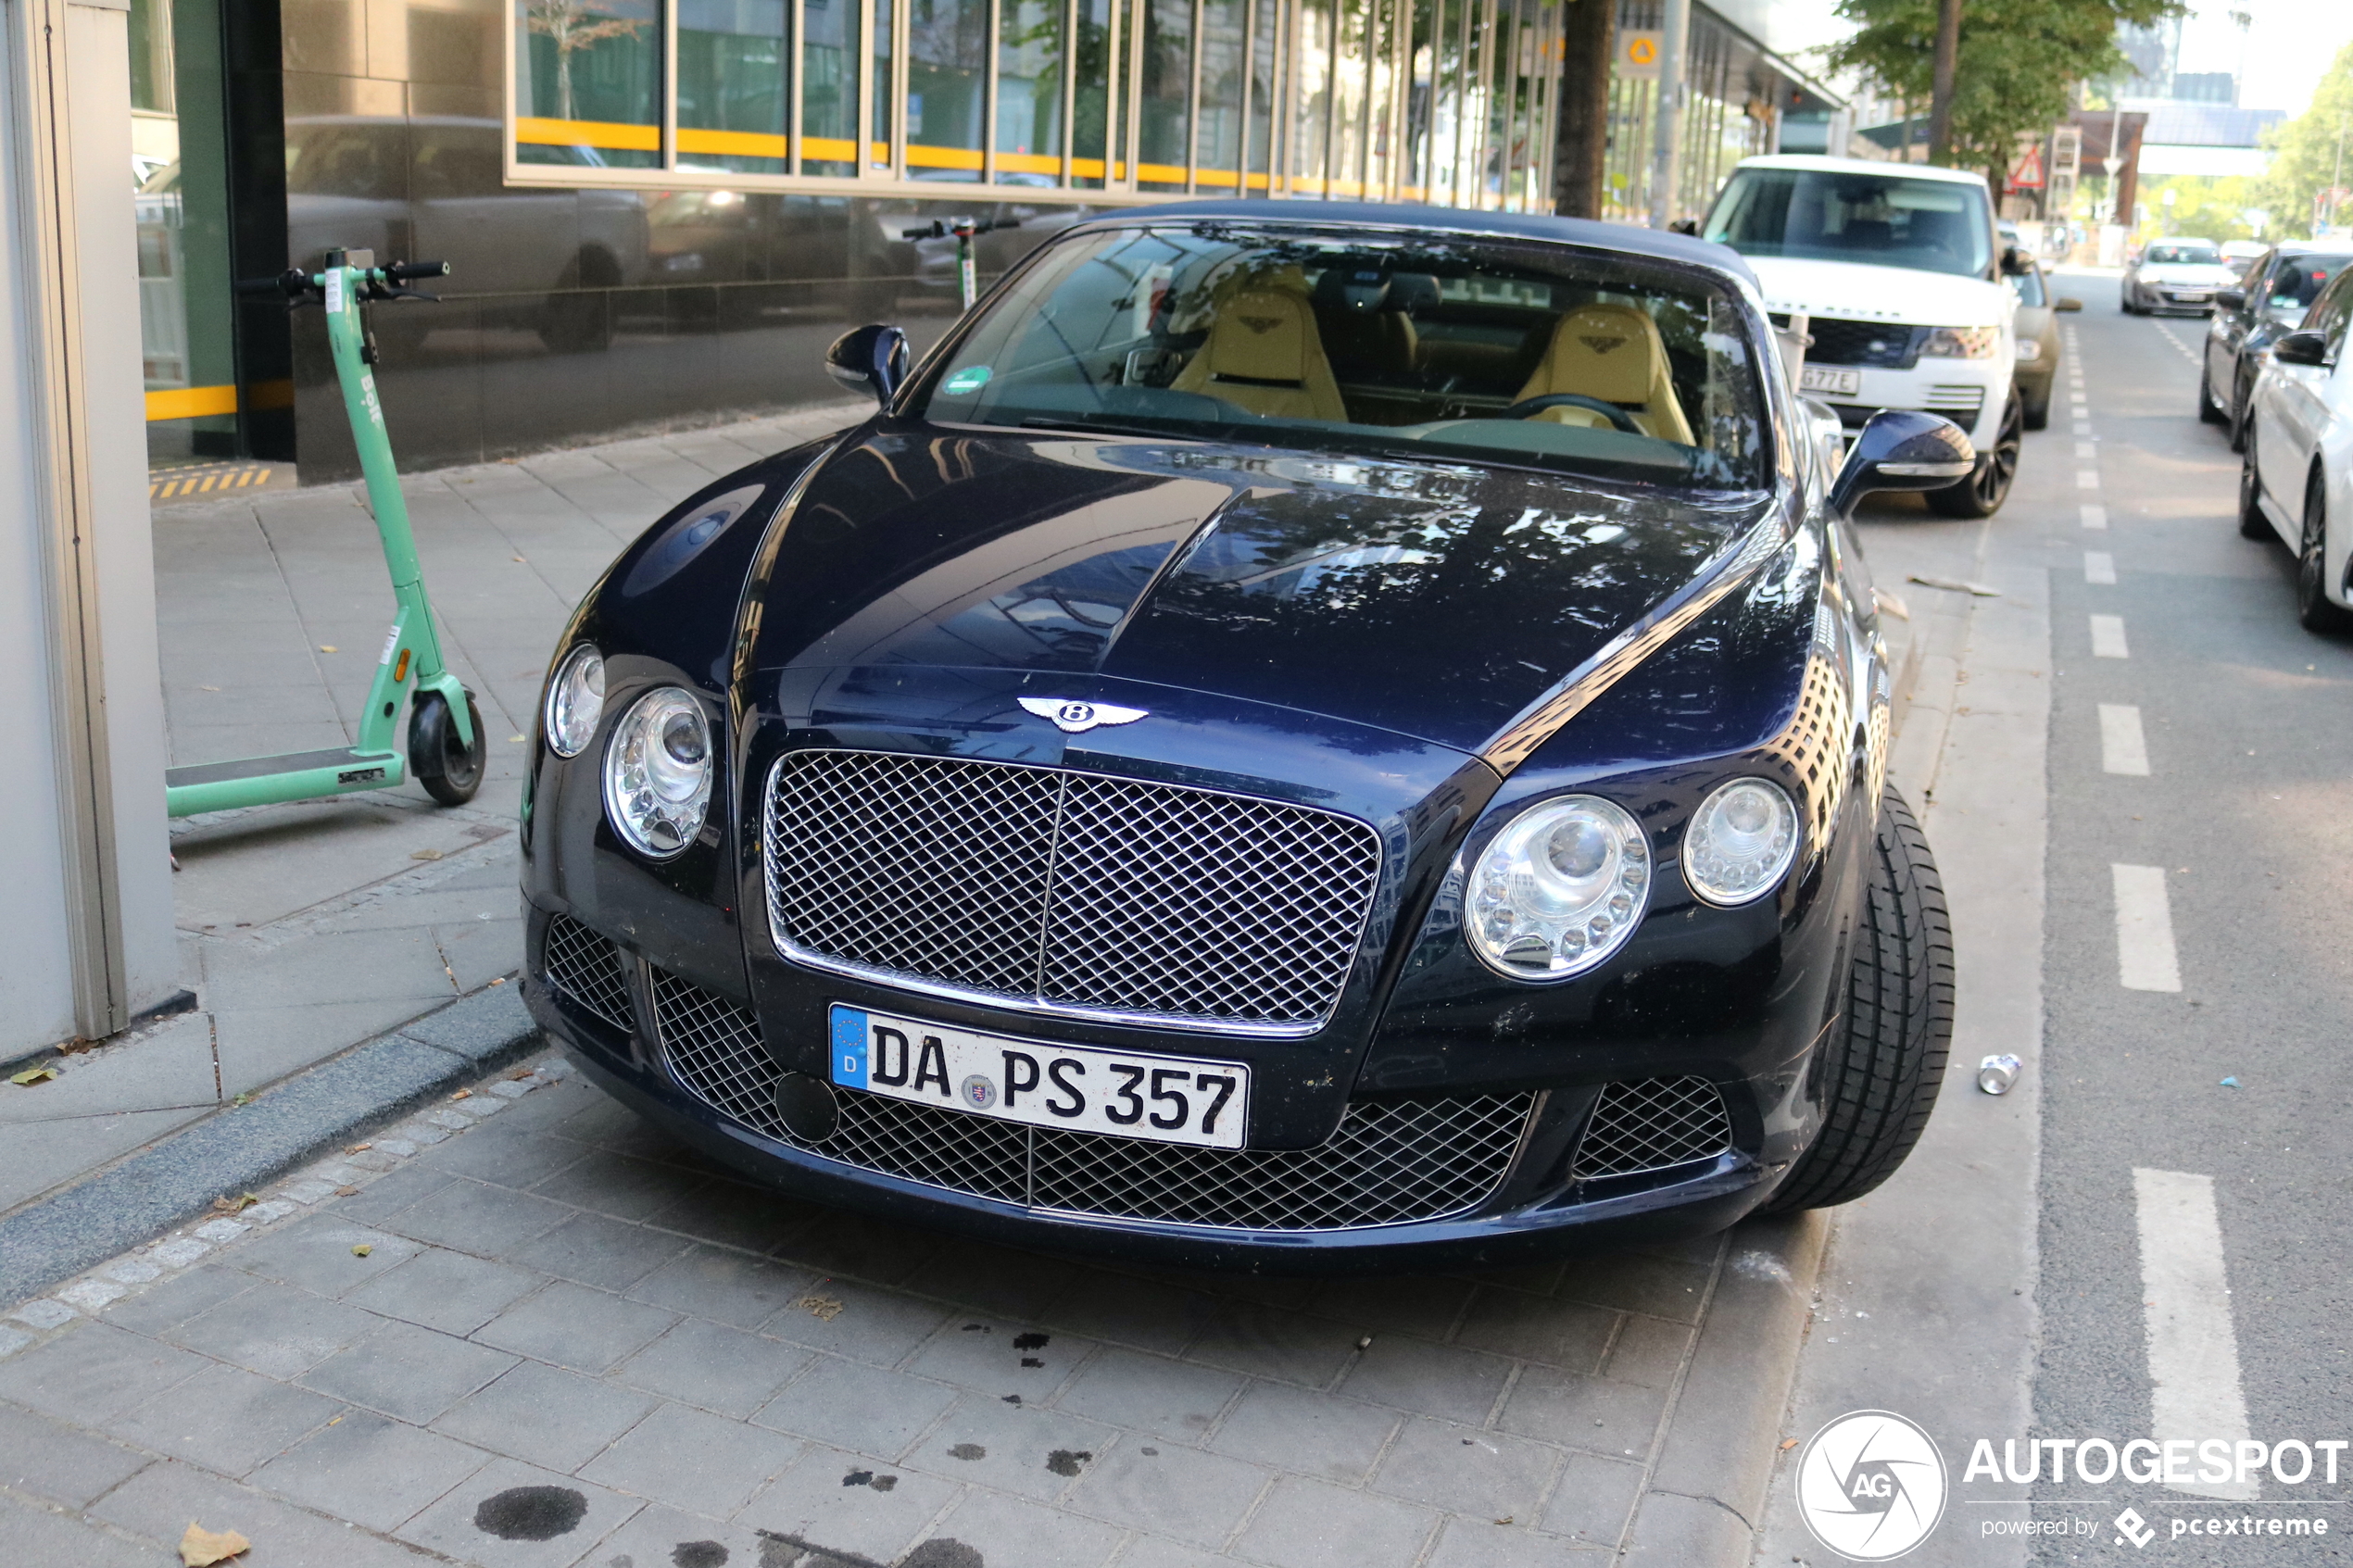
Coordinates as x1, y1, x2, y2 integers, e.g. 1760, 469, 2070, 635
2123, 237, 2238, 316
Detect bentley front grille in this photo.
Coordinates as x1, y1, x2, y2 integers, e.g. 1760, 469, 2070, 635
763, 749, 1384, 1031
651, 968, 1533, 1231
542, 912, 633, 1031
1572, 1076, 1734, 1178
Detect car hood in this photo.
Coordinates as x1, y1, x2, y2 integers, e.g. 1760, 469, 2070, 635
1743, 255, 2010, 329
741, 423, 1777, 756
2138, 263, 2234, 284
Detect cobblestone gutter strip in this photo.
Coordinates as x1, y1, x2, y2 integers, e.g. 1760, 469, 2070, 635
0, 985, 540, 1303
1617, 1210, 1830, 1565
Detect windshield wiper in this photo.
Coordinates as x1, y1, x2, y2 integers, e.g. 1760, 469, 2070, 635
1015, 414, 1187, 440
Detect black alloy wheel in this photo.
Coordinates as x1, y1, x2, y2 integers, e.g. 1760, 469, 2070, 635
2296, 475, 2353, 633
2239, 425, 2275, 540
2197, 362, 2227, 424
1927, 395, 2022, 518
1761, 784, 1954, 1214
409, 689, 488, 806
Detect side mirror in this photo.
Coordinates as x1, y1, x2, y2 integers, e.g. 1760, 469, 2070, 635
1667, 218, 1699, 236
825, 323, 909, 408
2056, 297, 2083, 313
2215, 287, 2246, 312
2001, 245, 2030, 276
1829, 409, 1976, 519
2273, 329, 2332, 368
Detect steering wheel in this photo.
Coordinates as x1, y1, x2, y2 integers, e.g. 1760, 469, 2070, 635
1500, 393, 1642, 433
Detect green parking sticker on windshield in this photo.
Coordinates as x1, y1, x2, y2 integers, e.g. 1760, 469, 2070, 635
943, 366, 992, 395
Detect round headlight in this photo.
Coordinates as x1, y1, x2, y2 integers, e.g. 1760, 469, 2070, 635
544, 645, 605, 758
602, 687, 713, 858
1682, 778, 1799, 906
1466, 796, 1651, 982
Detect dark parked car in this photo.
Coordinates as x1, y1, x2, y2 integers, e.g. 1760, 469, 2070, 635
520, 203, 1968, 1270
2202, 242, 2353, 448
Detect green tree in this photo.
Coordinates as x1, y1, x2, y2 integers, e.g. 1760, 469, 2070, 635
2256, 42, 2353, 238
1826, 0, 2180, 183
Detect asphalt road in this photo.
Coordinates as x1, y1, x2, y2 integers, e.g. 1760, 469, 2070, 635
2024, 274, 2353, 1560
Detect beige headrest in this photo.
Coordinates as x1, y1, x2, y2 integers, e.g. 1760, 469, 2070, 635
1529, 305, 1665, 405
1201, 290, 1322, 383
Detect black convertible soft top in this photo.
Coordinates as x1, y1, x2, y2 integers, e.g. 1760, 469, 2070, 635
1057, 199, 1763, 292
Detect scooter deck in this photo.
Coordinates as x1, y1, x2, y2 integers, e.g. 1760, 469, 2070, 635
166, 746, 399, 790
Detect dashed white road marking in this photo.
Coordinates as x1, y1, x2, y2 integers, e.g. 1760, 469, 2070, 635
2133, 1168, 2257, 1500
2074, 441, 2098, 459
2091, 614, 2130, 657
2148, 320, 2206, 368
2082, 504, 2108, 530
2084, 550, 2117, 583
2099, 703, 2150, 774
2112, 864, 2183, 991
2078, 470, 2102, 490
2073, 421, 2094, 435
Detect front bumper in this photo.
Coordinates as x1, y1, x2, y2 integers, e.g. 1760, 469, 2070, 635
521, 911, 1793, 1273
1814, 359, 2008, 451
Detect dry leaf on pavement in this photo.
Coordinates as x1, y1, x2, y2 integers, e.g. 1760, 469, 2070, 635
796, 1295, 846, 1322
180, 1521, 250, 1565
8, 1067, 57, 1086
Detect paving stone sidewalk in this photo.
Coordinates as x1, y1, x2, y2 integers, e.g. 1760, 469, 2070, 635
0, 1048, 1771, 1568
1, 402, 868, 1222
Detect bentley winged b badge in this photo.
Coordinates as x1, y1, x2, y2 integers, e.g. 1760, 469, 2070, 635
1018, 696, 1150, 734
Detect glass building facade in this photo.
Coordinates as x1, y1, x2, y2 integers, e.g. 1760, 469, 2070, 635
132, 0, 1822, 480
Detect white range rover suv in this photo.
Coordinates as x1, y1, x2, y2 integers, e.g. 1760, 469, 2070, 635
1700, 155, 2022, 518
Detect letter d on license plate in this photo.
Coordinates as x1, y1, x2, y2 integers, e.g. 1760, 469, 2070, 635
828, 1004, 1249, 1149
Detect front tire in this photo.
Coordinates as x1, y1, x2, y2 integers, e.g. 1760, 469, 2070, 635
2239, 425, 2274, 540
409, 690, 487, 806
2296, 477, 2353, 633
2198, 363, 2227, 424
1761, 784, 1954, 1214
1926, 395, 2021, 519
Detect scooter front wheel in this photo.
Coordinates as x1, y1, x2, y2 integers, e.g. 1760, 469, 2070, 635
410, 690, 487, 806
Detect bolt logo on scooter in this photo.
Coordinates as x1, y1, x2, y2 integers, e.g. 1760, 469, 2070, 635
164, 250, 486, 816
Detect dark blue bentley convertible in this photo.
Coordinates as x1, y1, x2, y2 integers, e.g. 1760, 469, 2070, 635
519, 202, 1969, 1271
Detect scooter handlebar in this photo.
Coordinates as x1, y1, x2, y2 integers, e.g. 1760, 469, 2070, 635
384, 259, 450, 281
236, 269, 313, 299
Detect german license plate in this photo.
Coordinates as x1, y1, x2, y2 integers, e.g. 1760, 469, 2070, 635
828, 1005, 1250, 1149
1800, 365, 1863, 396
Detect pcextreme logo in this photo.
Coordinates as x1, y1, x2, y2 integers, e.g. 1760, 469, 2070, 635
1795, 1411, 1950, 1561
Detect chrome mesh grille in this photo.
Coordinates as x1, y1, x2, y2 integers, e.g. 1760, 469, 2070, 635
651, 968, 1531, 1231
542, 912, 632, 1030
764, 749, 1383, 1029
1572, 1077, 1734, 1178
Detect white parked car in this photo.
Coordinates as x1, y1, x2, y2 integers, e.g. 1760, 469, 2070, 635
2122, 237, 2238, 316
2239, 264, 2353, 631
1699, 155, 2021, 517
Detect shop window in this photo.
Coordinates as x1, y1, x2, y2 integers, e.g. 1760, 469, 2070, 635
515, 0, 663, 168
678, 0, 790, 173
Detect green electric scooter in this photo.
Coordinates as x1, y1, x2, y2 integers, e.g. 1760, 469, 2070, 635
165, 249, 486, 817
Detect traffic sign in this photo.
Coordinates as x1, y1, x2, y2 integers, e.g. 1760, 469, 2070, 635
2007, 144, 2045, 191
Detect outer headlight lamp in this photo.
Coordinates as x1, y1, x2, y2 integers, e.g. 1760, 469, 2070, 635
1466, 796, 1651, 982
543, 645, 605, 758
1921, 326, 2001, 359
1682, 778, 1800, 906
602, 687, 713, 858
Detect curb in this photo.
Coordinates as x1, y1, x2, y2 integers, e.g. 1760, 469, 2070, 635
0, 983, 540, 1302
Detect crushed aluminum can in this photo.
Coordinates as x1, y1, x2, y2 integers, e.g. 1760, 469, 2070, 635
1977, 1054, 2022, 1096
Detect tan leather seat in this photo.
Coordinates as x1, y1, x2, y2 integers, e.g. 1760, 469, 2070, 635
1513, 303, 1695, 444
1173, 269, 1348, 422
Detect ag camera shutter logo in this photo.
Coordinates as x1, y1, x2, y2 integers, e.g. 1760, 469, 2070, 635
1795, 1410, 1948, 1561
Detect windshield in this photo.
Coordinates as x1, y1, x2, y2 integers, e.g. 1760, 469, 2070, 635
1704, 168, 1994, 279
914, 225, 1770, 491
2144, 242, 2221, 266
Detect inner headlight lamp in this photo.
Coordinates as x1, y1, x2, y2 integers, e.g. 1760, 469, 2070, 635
1466, 796, 1651, 982
1682, 778, 1800, 906
602, 687, 713, 858
543, 644, 605, 758
1921, 326, 2001, 359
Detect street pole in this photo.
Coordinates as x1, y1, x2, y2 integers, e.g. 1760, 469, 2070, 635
1928, 0, 1960, 167
1646, 0, 1689, 227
